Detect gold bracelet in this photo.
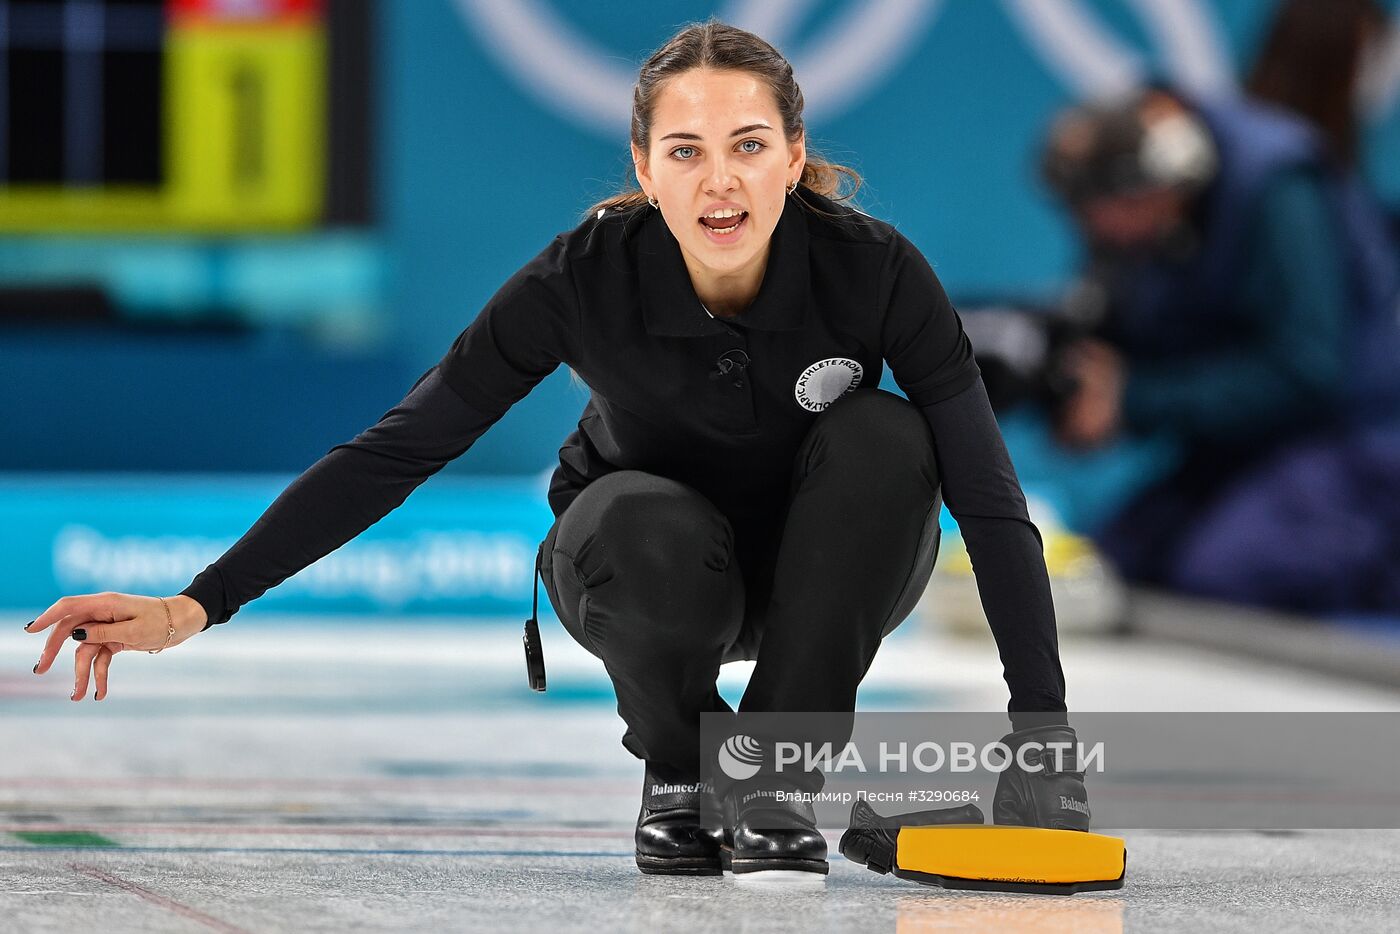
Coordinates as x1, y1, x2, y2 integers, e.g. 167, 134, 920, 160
149, 597, 176, 655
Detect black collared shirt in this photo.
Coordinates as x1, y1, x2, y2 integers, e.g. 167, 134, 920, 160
438, 190, 983, 525
181, 189, 1067, 723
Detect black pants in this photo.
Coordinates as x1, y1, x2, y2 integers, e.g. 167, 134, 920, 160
539, 388, 943, 782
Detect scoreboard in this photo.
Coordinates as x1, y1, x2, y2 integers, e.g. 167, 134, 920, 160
0, 0, 330, 231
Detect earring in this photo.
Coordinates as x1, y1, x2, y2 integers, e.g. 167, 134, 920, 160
787, 178, 798, 195
647, 193, 659, 209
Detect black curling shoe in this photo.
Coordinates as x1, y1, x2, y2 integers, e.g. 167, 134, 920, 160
634, 765, 724, 876
720, 783, 829, 876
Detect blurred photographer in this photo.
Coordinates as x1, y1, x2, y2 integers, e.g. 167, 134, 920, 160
1032, 85, 1400, 613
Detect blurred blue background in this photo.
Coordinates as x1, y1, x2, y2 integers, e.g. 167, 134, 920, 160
4, 0, 1399, 617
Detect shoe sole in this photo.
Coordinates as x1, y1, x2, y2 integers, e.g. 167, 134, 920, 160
720, 846, 829, 876
635, 854, 723, 876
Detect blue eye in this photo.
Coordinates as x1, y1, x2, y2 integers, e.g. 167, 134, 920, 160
670, 140, 765, 160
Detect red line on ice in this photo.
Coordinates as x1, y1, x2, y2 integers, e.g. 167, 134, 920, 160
68, 862, 253, 934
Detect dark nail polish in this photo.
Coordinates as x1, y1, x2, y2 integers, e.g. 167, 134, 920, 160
71, 629, 87, 641
32, 663, 39, 674
23, 620, 33, 630
93, 690, 99, 701
70, 691, 77, 701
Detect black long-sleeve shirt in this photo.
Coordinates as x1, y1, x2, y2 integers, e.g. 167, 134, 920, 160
181, 189, 1068, 723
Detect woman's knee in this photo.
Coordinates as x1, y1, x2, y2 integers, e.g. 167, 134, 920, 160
813, 389, 933, 456
550, 471, 744, 642
561, 471, 735, 577
797, 389, 939, 491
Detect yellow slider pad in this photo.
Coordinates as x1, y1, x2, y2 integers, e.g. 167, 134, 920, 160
896, 825, 1126, 894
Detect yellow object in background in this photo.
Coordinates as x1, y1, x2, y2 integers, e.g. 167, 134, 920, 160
165, 22, 326, 230
921, 505, 1130, 636
0, 3, 326, 232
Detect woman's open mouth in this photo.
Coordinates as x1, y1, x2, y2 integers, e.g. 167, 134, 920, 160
698, 211, 749, 243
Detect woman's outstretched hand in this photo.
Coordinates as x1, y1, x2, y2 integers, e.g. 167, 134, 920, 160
23, 593, 208, 702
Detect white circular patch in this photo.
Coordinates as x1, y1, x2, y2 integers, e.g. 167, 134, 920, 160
794, 357, 864, 412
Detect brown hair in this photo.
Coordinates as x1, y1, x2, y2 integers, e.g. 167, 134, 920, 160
582, 18, 863, 222
1246, 0, 1388, 165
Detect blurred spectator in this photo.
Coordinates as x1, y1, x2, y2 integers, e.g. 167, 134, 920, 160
1246, 0, 1389, 166
1038, 84, 1400, 613
1246, 0, 1400, 309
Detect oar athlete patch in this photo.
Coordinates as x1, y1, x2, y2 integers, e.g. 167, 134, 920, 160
794, 357, 864, 412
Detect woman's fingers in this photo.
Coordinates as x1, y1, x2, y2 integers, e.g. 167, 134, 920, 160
29, 592, 121, 634
92, 645, 116, 701
31, 593, 121, 670
28, 593, 139, 673
71, 622, 135, 651
71, 641, 103, 702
